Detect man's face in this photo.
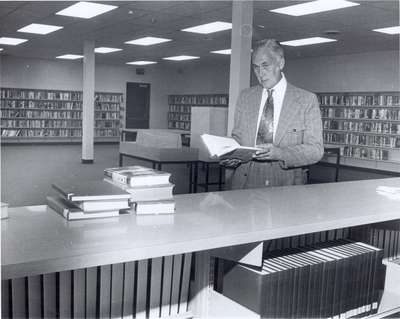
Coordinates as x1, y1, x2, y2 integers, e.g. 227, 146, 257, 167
252, 48, 284, 89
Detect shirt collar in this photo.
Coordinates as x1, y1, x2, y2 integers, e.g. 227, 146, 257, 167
266, 72, 286, 94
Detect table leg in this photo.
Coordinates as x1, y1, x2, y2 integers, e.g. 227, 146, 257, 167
119, 154, 123, 167
193, 162, 198, 193
157, 163, 162, 171
189, 163, 193, 193
152, 162, 156, 170
335, 152, 340, 182
218, 166, 223, 191
205, 163, 210, 192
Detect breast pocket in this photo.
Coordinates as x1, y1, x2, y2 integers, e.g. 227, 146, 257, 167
284, 125, 305, 145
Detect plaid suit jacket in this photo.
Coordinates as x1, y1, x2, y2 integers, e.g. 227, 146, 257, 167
227, 83, 324, 189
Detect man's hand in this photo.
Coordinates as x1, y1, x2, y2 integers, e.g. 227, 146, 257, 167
252, 144, 283, 161
219, 158, 242, 169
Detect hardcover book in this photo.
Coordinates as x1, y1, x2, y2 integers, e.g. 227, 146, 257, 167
104, 178, 174, 202
135, 200, 175, 215
46, 196, 122, 220
104, 165, 153, 178
109, 169, 171, 187
52, 180, 131, 202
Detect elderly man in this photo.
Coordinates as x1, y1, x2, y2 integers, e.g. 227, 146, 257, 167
223, 39, 324, 189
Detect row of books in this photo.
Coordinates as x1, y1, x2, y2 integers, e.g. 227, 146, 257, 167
323, 119, 400, 134
321, 108, 400, 120
168, 104, 191, 113
168, 95, 228, 105
323, 132, 400, 148
342, 146, 389, 161
2, 119, 82, 128
168, 121, 190, 131
223, 239, 384, 319
1, 100, 82, 109
318, 94, 400, 106
104, 166, 175, 215
168, 113, 191, 121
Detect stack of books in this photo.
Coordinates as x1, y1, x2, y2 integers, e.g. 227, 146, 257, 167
104, 166, 175, 215
47, 180, 131, 220
223, 239, 384, 318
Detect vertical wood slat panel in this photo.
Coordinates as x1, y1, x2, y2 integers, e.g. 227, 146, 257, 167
179, 253, 192, 314
1, 280, 10, 319
161, 256, 173, 317
149, 257, 162, 318
136, 259, 149, 319
59, 271, 72, 318
73, 269, 85, 318
27, 275, 42, 318
111, 263, 124, 319
170, 254, 183, 315
123, 261, 136, 319
11, 277, 27, 318
86, 267, 97, 318
43, 273, 57, 319
99, 264, 112, 318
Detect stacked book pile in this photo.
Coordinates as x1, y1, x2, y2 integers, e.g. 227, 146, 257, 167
104, 166, 175, 215
223, 239, 384, 318
47, 180, 131, 220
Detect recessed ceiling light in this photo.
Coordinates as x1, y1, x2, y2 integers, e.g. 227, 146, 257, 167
280, 37, 337, 46
56, 1, 118, 19
210, 49, 231, 55
126, 61, 157, 65
95, 47, 122, 54
125, 37, 172, 46
18, 23, 63, 35
163, 55, 200, 61
270, 0, 359, 16
0, 48, 3, 52
0, 37, 28, 45
182, 21, 232, 34
373, 26, 400, 35
56, 54, 84, 60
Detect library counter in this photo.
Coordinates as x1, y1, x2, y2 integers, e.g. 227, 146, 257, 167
2, 178, 400, 280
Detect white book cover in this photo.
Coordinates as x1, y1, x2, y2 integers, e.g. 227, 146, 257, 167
111, 169, 171, 187
135, 200, 175, 215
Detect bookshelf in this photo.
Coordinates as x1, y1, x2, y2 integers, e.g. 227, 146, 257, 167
317, 92, 400, 171
167, 94, 228, 132
0, 87, 123, 143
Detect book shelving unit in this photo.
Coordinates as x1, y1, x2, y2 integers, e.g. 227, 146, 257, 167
317, 91, 400, 171
167, 94, 228, 132
0, 87, 123, 143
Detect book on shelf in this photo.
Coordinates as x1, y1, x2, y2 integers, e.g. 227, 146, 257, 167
104, 177, 174, 202
104, 166, 171, 187
52, 180, 131, 202
46, 196, 123, 220
135, 200, 175, 215
200, 133, 261, 161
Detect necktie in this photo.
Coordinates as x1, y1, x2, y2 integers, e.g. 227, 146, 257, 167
256, 89, 274, 145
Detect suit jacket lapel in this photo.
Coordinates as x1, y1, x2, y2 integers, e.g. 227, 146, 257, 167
275, 83, 300, 145
248, 86, 263, 146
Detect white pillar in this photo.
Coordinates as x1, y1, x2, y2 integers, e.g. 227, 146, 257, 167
82, 40, 95, 163
227, 1, 253, 135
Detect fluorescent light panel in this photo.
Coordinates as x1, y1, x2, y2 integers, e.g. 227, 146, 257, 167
56, 54, 83, 60
56, 1, 117, 19
182, 21, 232, 34
270, 0, 359, 16
0, 48, 3, 52
95, 47, 122, 53
163, 55, 200, 61
210, 49, 231, 55
0, 37, 28, 45
18, 23, 63, 35
373, 26, 400, 34
280, 37, 337, 46
126, 61, 157, 65
125, 37, 171, 46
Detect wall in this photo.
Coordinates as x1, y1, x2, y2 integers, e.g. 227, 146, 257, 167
285, 50, 399, 93
1, 56, 230, 129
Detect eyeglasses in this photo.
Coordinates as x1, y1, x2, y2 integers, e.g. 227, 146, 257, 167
252, 63, 274, 73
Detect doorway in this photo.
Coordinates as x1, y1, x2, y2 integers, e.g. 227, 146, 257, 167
125, 82, 150, 128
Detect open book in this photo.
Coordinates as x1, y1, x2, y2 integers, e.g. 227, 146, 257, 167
200, 134, 261, 161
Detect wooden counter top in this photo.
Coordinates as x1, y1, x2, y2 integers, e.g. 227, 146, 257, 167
2, 178, 400, 279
